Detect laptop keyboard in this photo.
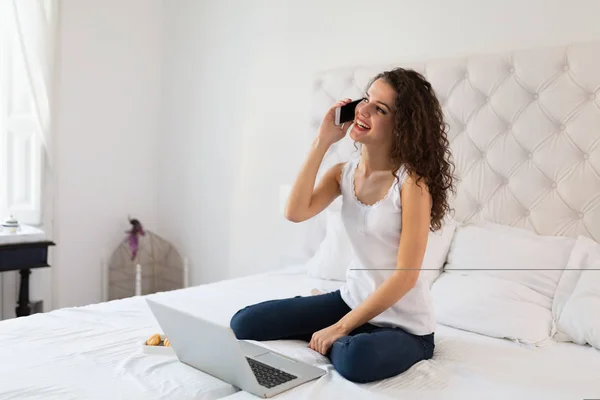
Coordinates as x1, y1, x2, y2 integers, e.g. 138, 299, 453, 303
246, 357, 297, 389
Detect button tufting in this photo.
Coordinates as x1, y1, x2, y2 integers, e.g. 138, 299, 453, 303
552, 182, 557, 188
583, 153, 589, 160
578, 212, 584, 218
464, 72, 469, 79
533, 94, 539, 100
525, 210, 531, 216
591, 93, 597, 100
528, 152, 533, 159
507, 124, 513, 130
564, 65, 570, 71
509, 67, 515, 73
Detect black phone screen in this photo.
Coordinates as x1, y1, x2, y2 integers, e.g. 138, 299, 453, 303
338, 99, 363, 124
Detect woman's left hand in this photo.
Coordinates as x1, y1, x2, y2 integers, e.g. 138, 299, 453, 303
308, 323, 349, 355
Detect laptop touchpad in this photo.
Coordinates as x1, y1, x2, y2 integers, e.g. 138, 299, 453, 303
238, 340, 268, 357
255, 352, 298, 367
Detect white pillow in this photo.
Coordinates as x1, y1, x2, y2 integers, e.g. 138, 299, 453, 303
306, 208, 457, 283
432, 274, 554, 343
306, 208, 353, 281
552, 238, 588, 341
297, 211, 328, 261
431, 222, 575, 345
553, 235, 600, 349
420, 220, 457, 288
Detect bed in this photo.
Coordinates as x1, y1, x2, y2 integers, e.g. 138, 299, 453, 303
1, 265, 599, 399
2, 40, 600, 399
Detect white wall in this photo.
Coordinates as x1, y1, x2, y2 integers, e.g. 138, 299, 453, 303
48, 0, 163, 309
159, 0, 600, 286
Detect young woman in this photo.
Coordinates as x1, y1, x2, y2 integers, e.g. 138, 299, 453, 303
230, 68, 455, 383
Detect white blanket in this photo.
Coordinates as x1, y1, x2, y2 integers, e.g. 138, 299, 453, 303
1, 265, 599, 400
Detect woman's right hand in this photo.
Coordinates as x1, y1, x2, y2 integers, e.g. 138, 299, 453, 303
286, 99, 353, 223
317, 98, 354, 147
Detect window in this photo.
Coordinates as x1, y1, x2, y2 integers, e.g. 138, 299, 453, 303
0, 0, 54, 226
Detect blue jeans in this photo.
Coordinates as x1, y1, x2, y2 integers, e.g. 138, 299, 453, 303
229, 290, 434, 383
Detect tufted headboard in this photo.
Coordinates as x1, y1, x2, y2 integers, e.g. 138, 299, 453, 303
310, 41, 600, 242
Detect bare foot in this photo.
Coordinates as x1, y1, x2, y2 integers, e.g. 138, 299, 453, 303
311, 288, 325, 296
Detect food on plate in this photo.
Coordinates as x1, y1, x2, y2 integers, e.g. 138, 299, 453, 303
145, 333, 161, 346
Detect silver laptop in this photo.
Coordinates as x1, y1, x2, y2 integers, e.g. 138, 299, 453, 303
146, 299, 326, 398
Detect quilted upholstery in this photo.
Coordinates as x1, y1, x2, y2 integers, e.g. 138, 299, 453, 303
310, 41, 600, 241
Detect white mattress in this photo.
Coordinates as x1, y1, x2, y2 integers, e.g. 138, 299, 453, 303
1, 265, 599, 400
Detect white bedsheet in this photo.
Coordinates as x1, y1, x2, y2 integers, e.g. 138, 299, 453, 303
1, 265, 599, 400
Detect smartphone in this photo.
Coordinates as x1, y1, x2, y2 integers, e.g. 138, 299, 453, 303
334, 99, 363, 126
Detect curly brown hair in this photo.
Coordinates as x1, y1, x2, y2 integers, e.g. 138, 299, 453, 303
368, 68, 456, 232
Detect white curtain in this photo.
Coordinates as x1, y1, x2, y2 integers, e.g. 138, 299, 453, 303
10, 0, 56, 168
0, 0, 57, 227
0, 0, 57, 318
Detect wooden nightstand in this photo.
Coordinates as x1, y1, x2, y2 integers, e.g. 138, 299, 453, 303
0, 241, 55, 317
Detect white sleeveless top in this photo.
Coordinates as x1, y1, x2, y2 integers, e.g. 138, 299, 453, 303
339, 158, 436, 335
